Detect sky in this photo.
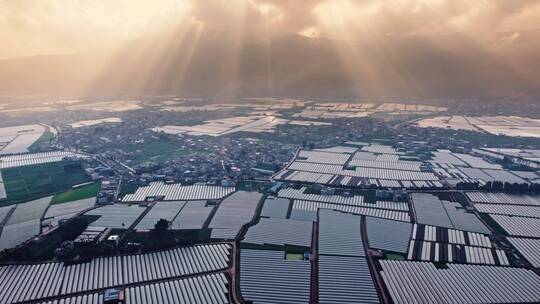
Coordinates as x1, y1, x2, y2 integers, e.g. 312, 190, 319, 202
2, 0, 539, 59
1, 0, 540, 99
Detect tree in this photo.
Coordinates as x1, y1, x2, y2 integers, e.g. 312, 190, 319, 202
153, 219, 169, 239
55, 241, 75, 260
492, 181, 504, 190
144, 219, 174, 251
61, 217, 88, 241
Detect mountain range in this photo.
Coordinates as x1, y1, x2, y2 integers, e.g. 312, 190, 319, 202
1, 32, 539, 101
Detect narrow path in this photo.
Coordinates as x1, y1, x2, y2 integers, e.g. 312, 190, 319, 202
227, 241, 242, 304
362, 217, 391, 304
310, 221, 318, 304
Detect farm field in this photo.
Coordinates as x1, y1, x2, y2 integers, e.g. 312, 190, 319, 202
417, 115, 540, 138
28, 127, 56, 152
70, 117, 122, 128
66, 100, 142, 112
1, 161, 91, 206
51, 182, 101, 205
0, 124, 46, 155
114, 140, 196, 165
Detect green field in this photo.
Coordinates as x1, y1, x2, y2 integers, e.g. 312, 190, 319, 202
286, 253, 304, 260
28, 127, 56, 152
385, 253, 406, 261
1, 161, 91, 206
119, 183, 139, 196
114, 140, 195, 165
51, 182, 101, 205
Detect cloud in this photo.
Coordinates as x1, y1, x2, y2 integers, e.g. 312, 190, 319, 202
0, 0, 192, 58
0, 0, 539, 60
308, 0, 540, 39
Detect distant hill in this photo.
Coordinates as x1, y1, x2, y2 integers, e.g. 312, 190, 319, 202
1, 32, 539, 100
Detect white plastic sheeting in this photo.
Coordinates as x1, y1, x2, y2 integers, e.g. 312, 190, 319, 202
348, 159, 422, 171
0, 262, 66, 303
297, 150, 351, 165
290, 200, 410, 222
243, 218, 312, 248
260, 197, 290, 219
474, 204, 540, 218
209, 191, 261, 239
62, 243, 231, 293
123, 244, 231, 285
507, 237, 540, 268
0, 205, 14, 224
0, 151, 88, 169
0, 196, 51, 250
490, 215, 540, 238
411, 224, 492, 248
279, 187, 365, 206
380, 260, 540, 304
0, 219, 40, 251
407, 240, 509, 265
318, 209, 364, 257
466, 192, 540, 206
280, 187, 411, 211
316, 146, 358, 154
0, 124, 46, 155
0, 170, 6, 200
365, 217, 412, 253
122, 182, 235, 202
6, 196, 51, 225
240, 249, 311, 304
1, 244, 231, 304
170, 201, 214, 230
287, 161, 438, 181
410, 193, 453, 228
39, 273, 230, 304
123, 273, 230, 304
84, 204, 146, 229
319, 255, 380, 304
62, 256, 124, 294
44, 197, 96, 227
135, 201, 185, 230
442, 201, 491, 234
361, 145, 400, 155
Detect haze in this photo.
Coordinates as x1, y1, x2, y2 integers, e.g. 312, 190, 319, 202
1, 0, 540, 99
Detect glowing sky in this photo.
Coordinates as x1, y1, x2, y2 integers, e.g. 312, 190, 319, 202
2, 0, 539, 59
1, 0, 539, 99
